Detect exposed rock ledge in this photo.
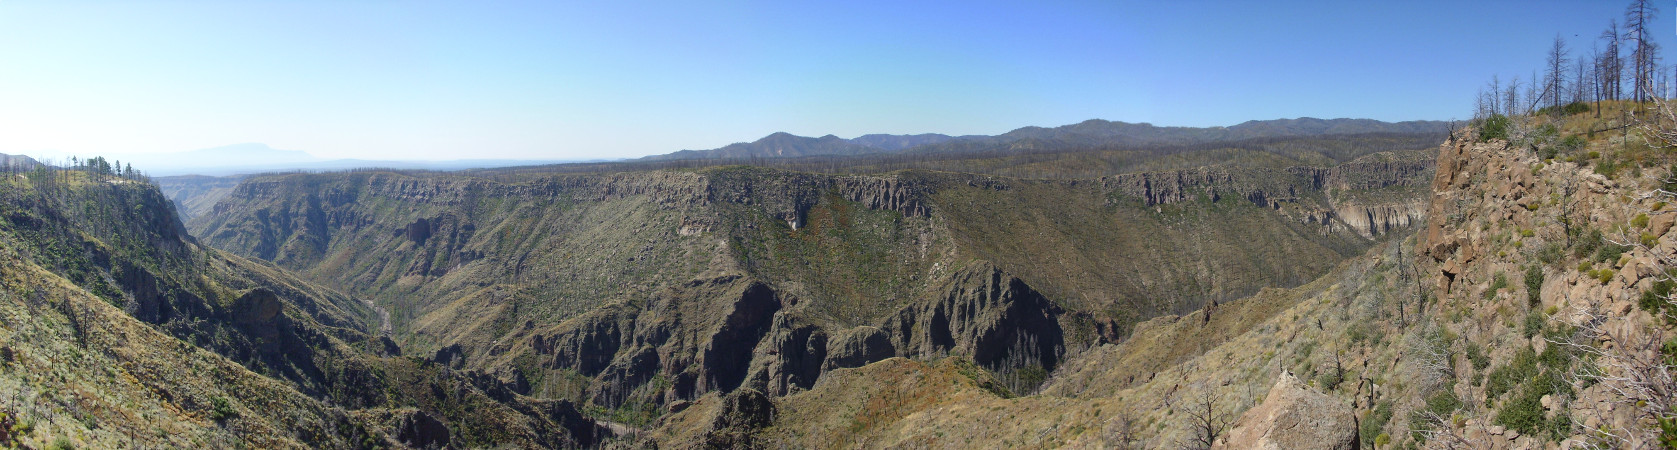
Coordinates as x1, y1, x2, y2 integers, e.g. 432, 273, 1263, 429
1213, 372, 1358, 450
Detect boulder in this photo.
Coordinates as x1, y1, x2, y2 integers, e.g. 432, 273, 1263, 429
1652, 212, 1676, 238
1213, 372, 1358, 450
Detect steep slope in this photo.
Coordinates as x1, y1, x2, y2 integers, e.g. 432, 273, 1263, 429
0, 244, 382, 449
0, 169, 604, 447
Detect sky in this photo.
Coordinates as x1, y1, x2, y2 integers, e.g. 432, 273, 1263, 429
0, 1, 1670, 162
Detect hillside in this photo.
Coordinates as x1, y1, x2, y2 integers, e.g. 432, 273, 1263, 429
0, 167, 606, 448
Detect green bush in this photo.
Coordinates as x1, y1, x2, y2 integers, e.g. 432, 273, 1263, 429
1361, 400, 1394, 448
1466, 341, 1490, 371
1493, 368, 1573, 439
1485, 272, 1508, 300
1524, 310, 1547, 338
1318, 369, 1344, 391
1486, 347, 1538, 400
1642, 275, 1677, 323
1479, 114, 1510, 142
1596, 156, 1623, 179
209, 396, 237, 422
1593, 236, 1629, 264
1524, 266, 1544, 306
1575, 229, 1604, 259
1409, 387, 1464, 442
1560, 134, 1588, 151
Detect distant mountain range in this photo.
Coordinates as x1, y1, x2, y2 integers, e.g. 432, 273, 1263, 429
643, 117, 1448, 161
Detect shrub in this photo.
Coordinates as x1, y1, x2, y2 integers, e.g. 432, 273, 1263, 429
1636, 214, 1652, 228
1361, 400, 1394, 448
1317, 369, 1344, 391
209, 396, 237, 422
1597, 157, 1623, 179
1642, 276, 1677, 323
1598, 269, 1616, 284
1575, 229, 1604, 259
1594, 240, 1629, 265
1560, 133, 1588, 150
1494, 368, 1573, 439
1538, 243, 1564, 265
1486, 347, 1538, 400
1485, 272, 1508, 300
1410, 387, 1464, 442
1479, 114, 1510, 142
1523, 266, 1544, 306
1524, 310, 1546, 338
1466, 341, 1490, 371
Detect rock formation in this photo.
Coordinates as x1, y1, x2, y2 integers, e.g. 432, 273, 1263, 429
1214, 372, 1358, 450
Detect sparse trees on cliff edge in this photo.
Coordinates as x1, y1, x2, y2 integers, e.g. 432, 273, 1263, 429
1626, 0, 1658, 103
1601, 19, 1624, 104
1545, 34, 1572, 112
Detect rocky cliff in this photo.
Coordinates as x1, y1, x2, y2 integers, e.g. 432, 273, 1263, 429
0, 169, 606, 447
1101, 153, 1431, 238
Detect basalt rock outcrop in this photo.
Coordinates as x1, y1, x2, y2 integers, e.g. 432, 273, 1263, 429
699, 388, 777, 449
501, 263, 1067, 408
1101, 155, 1431, 237
882, 262, 1066, 372
1213, 372, 1359, 450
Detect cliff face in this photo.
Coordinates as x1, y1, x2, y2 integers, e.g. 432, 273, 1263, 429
1101, 155, 1432, 238
1408, 125, 1672, 447
502, 263, 1064, 406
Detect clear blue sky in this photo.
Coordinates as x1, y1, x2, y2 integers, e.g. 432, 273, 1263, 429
0, 1, 1667, 161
